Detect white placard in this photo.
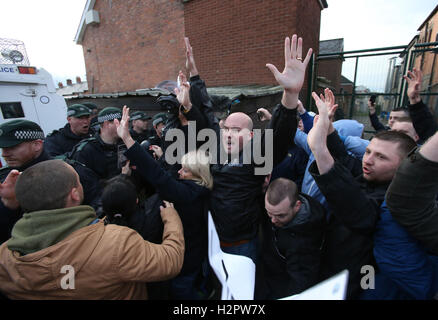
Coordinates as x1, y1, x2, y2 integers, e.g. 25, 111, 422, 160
280, 270, 349, 300
208, 212, 256, 300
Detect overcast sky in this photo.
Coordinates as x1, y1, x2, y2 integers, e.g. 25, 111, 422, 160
0, 0, 436, 87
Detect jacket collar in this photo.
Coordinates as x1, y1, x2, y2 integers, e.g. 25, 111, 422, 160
7, 205, 97, 256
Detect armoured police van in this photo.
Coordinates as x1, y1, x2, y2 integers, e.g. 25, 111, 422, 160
0, 65, 67, 165
0, 64, 67, 135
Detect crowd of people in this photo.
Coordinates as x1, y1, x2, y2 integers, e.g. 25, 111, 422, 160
0, 35, 437, 300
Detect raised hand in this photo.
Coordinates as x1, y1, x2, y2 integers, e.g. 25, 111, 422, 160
174, 70, 192, 110
256, 107, 272, 122
114, 105, 135, 147
404, 68, 422, 105
0, 170, 21, 209
150, 145, 163, 159
184, 37, 199, 77
266, 35, 313, 94
307, 92, 335, 174
321, 88, 338, 122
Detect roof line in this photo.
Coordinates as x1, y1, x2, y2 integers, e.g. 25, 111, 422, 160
74, 0, 96, 45
418, 5, 438, 31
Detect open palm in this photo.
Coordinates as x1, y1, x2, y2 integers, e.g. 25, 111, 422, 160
266, 35, 313, 93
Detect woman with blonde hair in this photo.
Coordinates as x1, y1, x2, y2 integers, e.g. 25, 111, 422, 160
114, 106, 212, 300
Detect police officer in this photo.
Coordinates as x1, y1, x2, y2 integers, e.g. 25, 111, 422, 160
129, 111, 153, 144
44, 104, 93, 157
0, 119, 102, 244
82, 102, 100, 134
69, 107, 123, 182
147, 112, 168, 148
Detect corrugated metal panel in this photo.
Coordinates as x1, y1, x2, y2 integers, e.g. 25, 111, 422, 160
65, 85, 283, 100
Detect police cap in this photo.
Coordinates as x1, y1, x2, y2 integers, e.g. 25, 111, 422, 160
97, 107, 122, 123
130, 111, 152, 121
81, 102, 98, 111
152, 113, 167, 126
0, 120, 45, 148
67, 104, 91, 118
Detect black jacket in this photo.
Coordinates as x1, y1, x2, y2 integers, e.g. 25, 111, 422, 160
130, 128, 153, 144
408, 100, 438, 143
369, 112, 388, 132
309, 130, 386, 299
256, 194, 326, 299
69, 134, 121, 182
209, 103, 297, 243
125, 142, 210, 275
386, 148, 438, 255
44, 123, 92, 157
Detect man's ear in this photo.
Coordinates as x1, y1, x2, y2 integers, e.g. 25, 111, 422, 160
294, 200, 302, 213
70, 187, 81, 203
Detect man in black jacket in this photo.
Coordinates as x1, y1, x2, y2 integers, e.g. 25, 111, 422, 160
183, 35, 313, 262
69, 107, 123, 182
129, 111, 152, 144
404, 68, 438, 143
307, 90, 417, 299
255, 178, 325, 299
44, 104, 93, 157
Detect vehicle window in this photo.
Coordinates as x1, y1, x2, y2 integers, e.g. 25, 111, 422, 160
0, 102, 25, 119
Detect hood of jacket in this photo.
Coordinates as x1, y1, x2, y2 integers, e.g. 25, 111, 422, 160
333, 119, 364, 138
8, 205, 96, 256
280, 194, 324, 231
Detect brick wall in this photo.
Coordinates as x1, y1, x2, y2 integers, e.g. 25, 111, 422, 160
184, 0, 322, 88
81, 0, 324, 95
82, 0, 186, 93
316, 57, 343, 93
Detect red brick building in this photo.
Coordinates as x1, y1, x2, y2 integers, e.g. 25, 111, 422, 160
75, 0, 327, 94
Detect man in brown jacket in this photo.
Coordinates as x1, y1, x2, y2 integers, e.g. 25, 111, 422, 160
0, 159, 184, 299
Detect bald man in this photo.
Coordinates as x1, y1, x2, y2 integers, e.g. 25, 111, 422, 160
202, 35, 313, 262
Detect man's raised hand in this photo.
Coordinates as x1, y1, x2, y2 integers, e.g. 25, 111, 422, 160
404, 68, 422, 105
307, 91, 335, 174
114, 106, 135, 148
184, 37, 199, 77
266, 35, 312, 109
175, 70, 192, 110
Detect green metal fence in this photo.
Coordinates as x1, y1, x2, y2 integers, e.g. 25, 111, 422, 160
310, 41, 438, 134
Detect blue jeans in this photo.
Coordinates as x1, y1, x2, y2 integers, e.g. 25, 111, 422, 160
221, 237, 258, 264
171, 269, 202, 300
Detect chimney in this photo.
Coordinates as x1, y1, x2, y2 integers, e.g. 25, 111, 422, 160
66, 79, 73, 86
58, 82, 64, 88
76, 76, 82, 84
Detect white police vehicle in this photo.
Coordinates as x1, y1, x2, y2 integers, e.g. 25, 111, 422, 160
0, 39, 67, 165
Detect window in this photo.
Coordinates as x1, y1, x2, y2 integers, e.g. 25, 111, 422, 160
0, 102, 25, 119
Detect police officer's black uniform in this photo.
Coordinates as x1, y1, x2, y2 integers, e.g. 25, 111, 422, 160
44, 104, 93, 157
45, 123, 93, 157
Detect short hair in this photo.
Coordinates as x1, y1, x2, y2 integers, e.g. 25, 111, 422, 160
372, 130, 417, 159
15, 160, 78, 212
102, 175, 137, 226
391, 107, 409, 116
266, 178, 299, 207
181, 150, 213, 190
